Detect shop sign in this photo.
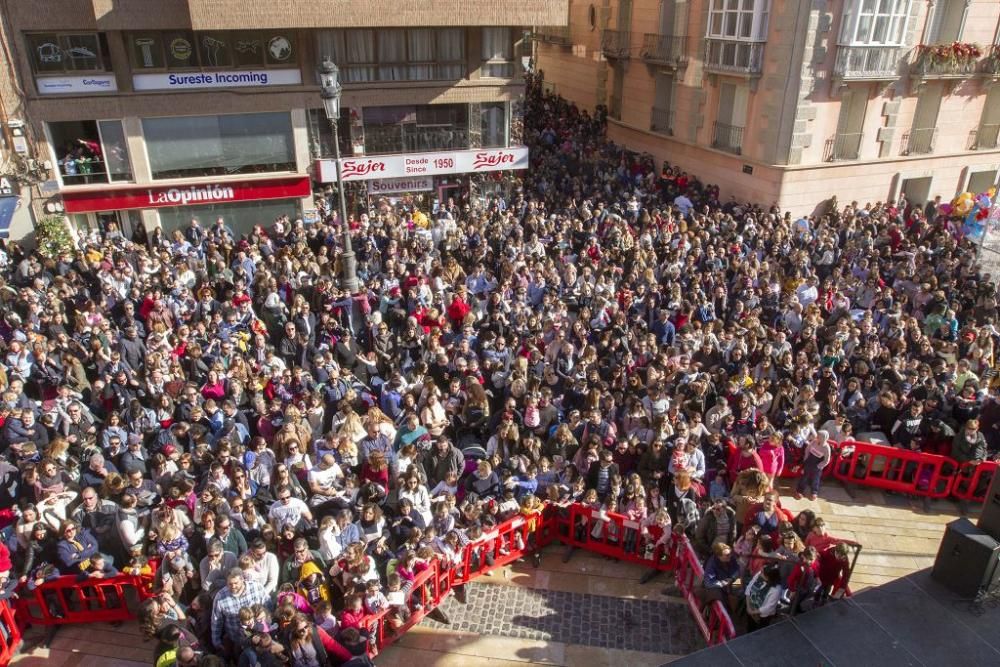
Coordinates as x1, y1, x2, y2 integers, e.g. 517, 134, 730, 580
0, 177, 14, 196
37, 74, 117, 95
132, 68, 301, 91
61, 176, 311, 214
368, 176, 434, 194
316, 146, 529, 183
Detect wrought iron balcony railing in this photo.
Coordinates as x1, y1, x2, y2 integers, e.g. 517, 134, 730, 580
833, 45, 903, 80
704, 38, 764, 75
640, 33, 687, 66
712, 121, 744, 155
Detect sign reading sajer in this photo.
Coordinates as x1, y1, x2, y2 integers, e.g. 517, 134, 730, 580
316, 146, 529, 183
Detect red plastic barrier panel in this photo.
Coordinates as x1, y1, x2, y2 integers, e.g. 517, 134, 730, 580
363, 558, 444, 658
14, 572, 156, 626
832, 440, 956, 499
564, 504, 674, 570
952, 461, 999, 503
0, 599, 22, 667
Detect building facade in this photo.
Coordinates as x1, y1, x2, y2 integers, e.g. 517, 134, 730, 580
535, 0, 1000, 213
0, 0, 566, 240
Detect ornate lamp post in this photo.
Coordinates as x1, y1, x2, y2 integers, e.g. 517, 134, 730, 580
318, 58, 359, 293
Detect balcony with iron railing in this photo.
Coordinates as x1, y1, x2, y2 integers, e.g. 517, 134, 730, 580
704, 39, 765, 76
971, 124, 1000, 150
900, 127, 937, 155
910, 43, 983, 79
712, 121, 743, 155
640, 33, 688, 67
650, 106, 674, 135
364, 124, 471, 155
532, 26, 572, 45
824, 132, 863, 161
833, 45, 904, 80
601, 29, 631, 59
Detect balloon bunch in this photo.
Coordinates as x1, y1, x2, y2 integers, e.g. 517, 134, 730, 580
956, 186, 997, 240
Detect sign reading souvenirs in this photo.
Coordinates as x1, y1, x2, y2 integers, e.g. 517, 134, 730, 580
316, 146, 529, 183
367, 176, 435, 194
132, 68, 301, 91
61, 176, 311, 213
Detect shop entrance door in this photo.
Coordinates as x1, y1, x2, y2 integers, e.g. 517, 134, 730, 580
95, 210, 139, 238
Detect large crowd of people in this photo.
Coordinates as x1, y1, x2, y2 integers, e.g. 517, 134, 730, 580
0, 73, 998, 666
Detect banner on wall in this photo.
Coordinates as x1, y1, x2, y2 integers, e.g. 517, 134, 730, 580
37, 75, 117, 95
61, 176, 311, 213
315, 146, 529, 183
132, 68, 301, 91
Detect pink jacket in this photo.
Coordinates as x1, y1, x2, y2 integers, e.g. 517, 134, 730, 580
757, 442, 785, 478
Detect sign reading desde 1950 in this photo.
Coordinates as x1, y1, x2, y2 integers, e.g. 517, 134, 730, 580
315, 146, 529, 183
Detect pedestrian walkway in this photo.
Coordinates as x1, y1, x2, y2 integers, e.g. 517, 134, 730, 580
422, 581, 701, 654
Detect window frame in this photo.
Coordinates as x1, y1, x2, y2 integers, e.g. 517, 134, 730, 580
316, 28, 467, 83
140, 111, 297, 181
127, 30, 299, 72
480, 27, 515, 78
839, 0, 912, 47
25, 32, 110, 76
705, 0, 771, 42
46, 118, 134, 187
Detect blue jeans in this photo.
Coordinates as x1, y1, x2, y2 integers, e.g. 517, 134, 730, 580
796, 453, 824, 496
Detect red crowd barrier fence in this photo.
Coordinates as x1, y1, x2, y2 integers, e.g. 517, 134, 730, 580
14, 571, 157, 627
952, 460, 999, 504
833, 440, 955, 499
672, 536, 735, 646
777, 440, 842, 481
0, 600, 22, 667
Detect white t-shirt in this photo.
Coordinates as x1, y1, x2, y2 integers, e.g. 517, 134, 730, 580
307, 464, 344, 505
268, 497, 309, 527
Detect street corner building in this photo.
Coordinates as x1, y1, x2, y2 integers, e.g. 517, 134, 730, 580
0, 0, 565, 241
533, 0, 1000, 215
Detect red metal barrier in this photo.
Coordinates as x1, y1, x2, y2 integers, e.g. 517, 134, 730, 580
0, 599, 22, 667
672, 536, 736, 645
952, 460, 999, 504
14, 570, 157, 627
833, 440, 956, 499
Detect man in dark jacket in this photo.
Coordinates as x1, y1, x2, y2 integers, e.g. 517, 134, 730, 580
586, 449, 619, 499
694, 499, 738, 555
425, 437, 465, 490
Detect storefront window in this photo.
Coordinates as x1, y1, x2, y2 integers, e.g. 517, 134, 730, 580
128, 30, 297, 70
157, 199, 300, 237
363, 104, 469, 155
142, 112, 295, 180
316, 28, 465, 83
26, 32, 110, 74
481, 103, 507, 148
48, 119, 133, 186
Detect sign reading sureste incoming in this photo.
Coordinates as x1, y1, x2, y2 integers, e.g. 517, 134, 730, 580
316, 146, 529, 183
132, 68, 302, 91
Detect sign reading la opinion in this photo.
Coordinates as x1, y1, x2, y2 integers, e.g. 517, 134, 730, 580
315, 146, 529, 183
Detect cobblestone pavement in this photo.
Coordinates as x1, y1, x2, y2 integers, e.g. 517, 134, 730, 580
422, 581, 703, 655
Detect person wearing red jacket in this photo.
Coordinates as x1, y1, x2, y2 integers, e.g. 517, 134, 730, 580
786, 546, 821, 613
817, 542, 851, 601
446, 287, 472, 331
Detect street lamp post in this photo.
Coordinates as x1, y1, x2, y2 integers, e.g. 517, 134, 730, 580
318, 58, 359, 293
